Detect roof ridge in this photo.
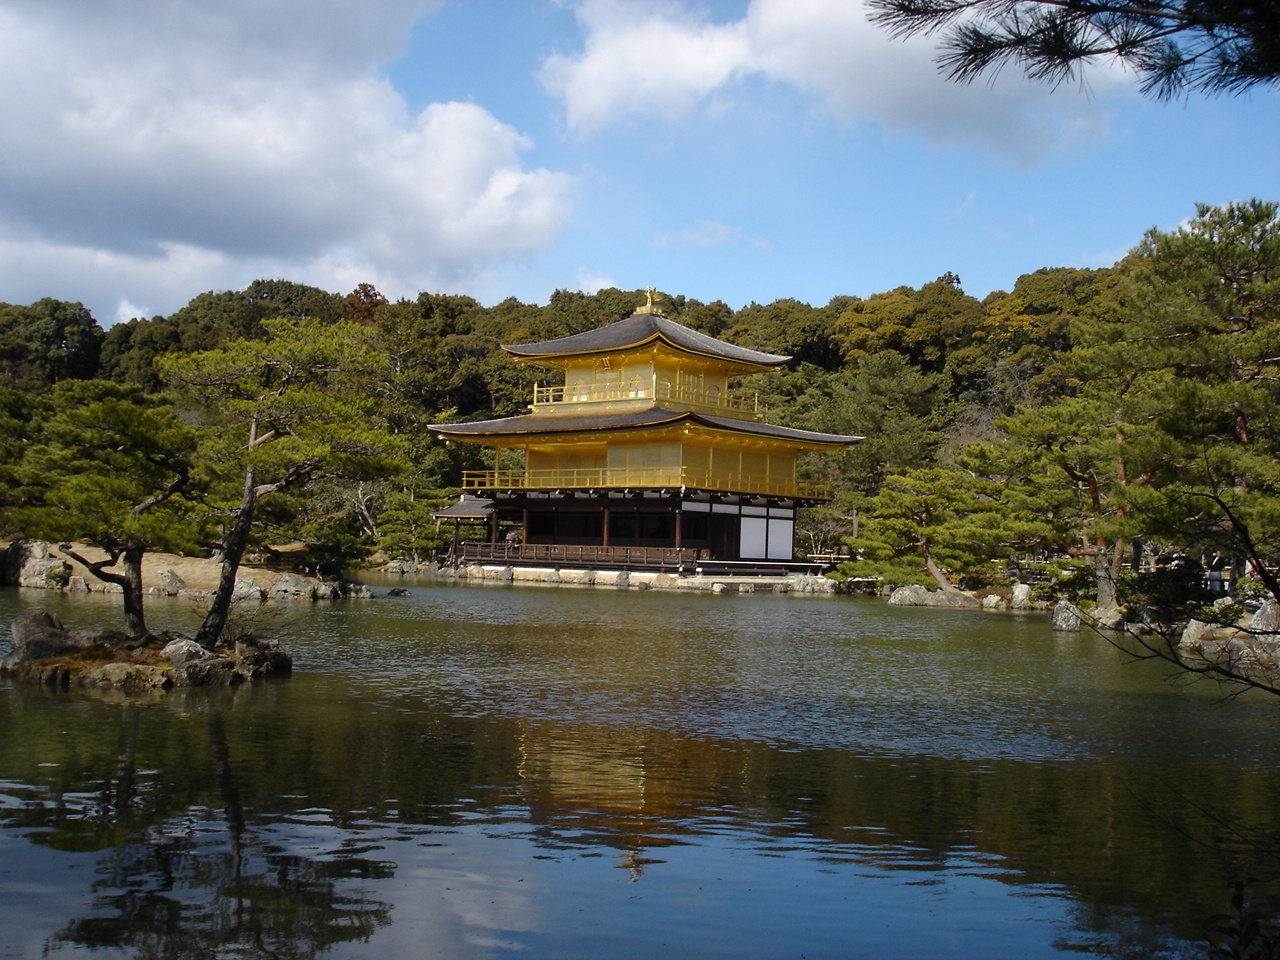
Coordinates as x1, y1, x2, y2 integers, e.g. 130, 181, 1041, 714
502, 311, 789, 368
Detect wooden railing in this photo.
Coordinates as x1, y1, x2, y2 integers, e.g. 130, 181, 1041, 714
459, 466, 829, 500
456, 542, 829, 575
458, 542, 701, 569
532, 377, 757, 418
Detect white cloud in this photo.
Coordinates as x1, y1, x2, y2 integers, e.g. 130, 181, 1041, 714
0, 0, 572, 322
541, 0, 1128, 161
0, 231, 245, 319
540, 0, 751, 134
945, 191, 978, 221
653, 219, 770, 251
1079, 244, 1130, 269
575, 269, 617, 293
114, 300, 151, 326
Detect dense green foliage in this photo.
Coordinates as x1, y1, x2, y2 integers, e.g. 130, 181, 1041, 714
8, 381, 203, 633
3, 202, 1278, 628
158, 316, 405, 644
868, 0, 1280, 99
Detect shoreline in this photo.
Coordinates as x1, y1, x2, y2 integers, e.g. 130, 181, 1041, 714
2, 540, 375, 603
420, 561, 842, 594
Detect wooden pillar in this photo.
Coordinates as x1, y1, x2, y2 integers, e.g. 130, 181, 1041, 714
674, 505, 682, 549
602, 505, 610, 547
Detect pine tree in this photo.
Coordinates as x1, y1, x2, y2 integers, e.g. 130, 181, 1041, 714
12, 381, 202, 635
850, 466, 1047, 590
1108, 199, 1280, 596
160, 318, 403, 646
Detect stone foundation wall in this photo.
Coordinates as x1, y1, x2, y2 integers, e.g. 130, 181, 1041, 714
413, 561, 840, 595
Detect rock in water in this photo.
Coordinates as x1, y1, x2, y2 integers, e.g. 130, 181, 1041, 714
268, 573, 315, 600
1179, 618, 1210, 647
3, 614, 292, 689
1088, 601, 1126, 629
231, 578, 265, 601
157, 568, 186, 595
2, 612, 88, 669
312, 581, 341, 600
1051, 600, 1084, 632
231, 636, 292, 681
887, 584, 932, 606
1253, 599, 1280, 636
888, 584, 980, 607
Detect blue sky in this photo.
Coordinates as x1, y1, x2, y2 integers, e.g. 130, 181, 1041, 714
1, 0, 1276, 325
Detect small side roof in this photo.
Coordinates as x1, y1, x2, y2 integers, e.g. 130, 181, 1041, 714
431, 497, 494, 519
502, 312, 790, 371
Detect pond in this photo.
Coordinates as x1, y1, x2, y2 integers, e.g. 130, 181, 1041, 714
2, 580, 1279, 959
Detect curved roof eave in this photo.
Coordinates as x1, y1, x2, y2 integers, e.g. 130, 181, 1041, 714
430, 408, 863, 448
502, 313, 790, 369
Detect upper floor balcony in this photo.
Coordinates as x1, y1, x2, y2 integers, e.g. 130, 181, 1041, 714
458, 464, 829, 501
531, 376, 759, 419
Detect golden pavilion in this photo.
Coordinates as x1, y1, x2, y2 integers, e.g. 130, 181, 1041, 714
430, 295, 861, 572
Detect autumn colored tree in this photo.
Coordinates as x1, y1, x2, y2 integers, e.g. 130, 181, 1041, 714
342, 283, 389, 325
834, 280, 987, 394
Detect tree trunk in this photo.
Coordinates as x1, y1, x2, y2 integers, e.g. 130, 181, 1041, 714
59, 542, 149, 637
119, 545, 147, 637
194, 468, 259, 647
1095, 541, 1119, 607
1230, 531, 1249, 596
922, 542, 960, 593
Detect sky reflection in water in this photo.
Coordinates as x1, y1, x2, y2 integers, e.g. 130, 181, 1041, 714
2, 582, 1278, 959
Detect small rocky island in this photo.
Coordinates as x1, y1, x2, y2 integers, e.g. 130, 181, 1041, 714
2, 611, 291, 690
0, 539, 384, 691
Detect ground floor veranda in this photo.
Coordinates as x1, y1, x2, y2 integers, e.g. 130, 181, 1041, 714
451, 542, 828, 577
436, 487, 824, 573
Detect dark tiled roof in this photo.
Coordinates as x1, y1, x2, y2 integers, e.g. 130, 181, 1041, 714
432, 497, 494, 519
502, 312, 790, 369
430, 408, 862, 447
432, 408, 683, 436
696, 413, 863, 445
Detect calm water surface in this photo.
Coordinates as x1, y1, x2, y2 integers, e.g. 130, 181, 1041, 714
2, 580, 1280, 959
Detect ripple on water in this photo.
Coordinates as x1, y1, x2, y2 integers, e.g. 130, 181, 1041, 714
0, 583, 1271, 960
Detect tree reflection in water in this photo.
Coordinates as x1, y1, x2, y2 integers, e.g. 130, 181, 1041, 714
10, 701, 393, 959
9, 585, 1280, 958
50, 829, 392, 959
